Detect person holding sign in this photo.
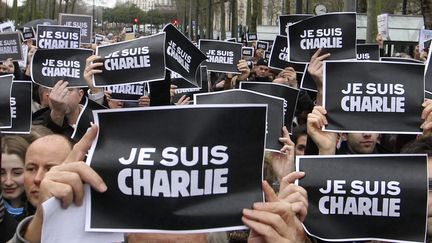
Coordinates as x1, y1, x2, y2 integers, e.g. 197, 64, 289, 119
9, 124, 310, 243
213, 59, 251, 90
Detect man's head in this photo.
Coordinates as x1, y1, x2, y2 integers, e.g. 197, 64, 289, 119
24, 135, 72, 207
292, 125, 307, 156
0, 58, 14, 75
254, 58, 271, 79
402, 136, 432, 236
341, 133, 379, 154
65, 88, 84, 115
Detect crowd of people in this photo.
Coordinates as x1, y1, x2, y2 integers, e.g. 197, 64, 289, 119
0, 23, 431, 243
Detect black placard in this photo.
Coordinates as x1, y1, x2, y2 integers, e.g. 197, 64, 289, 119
0, 32, 23, 61
0, 74, 13, 128
299, 64, 317, 92
240, 81, 299, 133
163, 24, 207, 88
36, 25, 81, 49
171, 66, 208, 103
323, 61, 424, 134
425, 41, 432, 95
297, 154, 427, 243
59, 13, 93, 44
246, 33, 258, 42
288, 12, 356, 63
71, 97, 107, 141
356, 44, 380, 61
194, 89, 284, 152
31, 48, 93, 88
199, 39, 242, 74
94, 33, 166, 87
279, 14, 313, 36
86, 105, 266, 232
256, 40, 269, 51
242, 47, 254, 57
2, 81, 32, 134
269, 35, 306, 72
22, 27, 35, 40
105, 83, 147, 101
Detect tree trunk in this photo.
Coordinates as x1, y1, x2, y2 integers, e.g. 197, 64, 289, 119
366, 0, 381, 43
206, 0, 213, 39
257, 0, 262, 25
220, 0, 226, 39
246, 0, 251, 28
284, 0, 290, 14
231, 0, 237, 39
195, 0, 199, 41
58, 0, 62, 16
422, 0, 432, 29
251, 0, 258, 33
189, 0, 193, 39
31, 0, 36, 19
344, 0, 356, 12
11, 0, 17, 22
71, 0, 77, 13
64, 0, 69, 13
357, 0, 367, 13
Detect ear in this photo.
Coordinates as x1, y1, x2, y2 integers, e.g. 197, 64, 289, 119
78, 89, 84, 98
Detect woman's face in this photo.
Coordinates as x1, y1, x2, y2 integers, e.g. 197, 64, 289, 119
1, 153, 25, 201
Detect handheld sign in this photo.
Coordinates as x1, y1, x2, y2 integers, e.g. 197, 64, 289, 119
256, 40, 269, 51
288, 12, 356, 63
171, 67, 208, 103
279, 14, 313, 36
425, 41, 432, 95
0, 74, 14, 128
297, 154, 427, 243
59, 13, 93, 44
240, 81, 299, 133
0, 21, 15, 32
199, 39, 242, 74
94, 33, 166, 87
0, 32, 23, 61
377, 13, 389, 40
2, 81, 33, 134
323, 61, 424, 134
246, 33, 258, 42
380, 57, 424, 64
22, 27, 35, 41
241, 47, 254, 58
31, 48, 93, 88
105, 83, 148, 101
163, 24, 207, 88
269, 35, 306, 72
356, 44, 380, 61
37, 25, 81, 49
71, 97, 107, 142
225, 38, 236, 42
194, 89, 284, 152
86, 105, 266, 232
419, 29, 432, 52
299, 64, 317, 92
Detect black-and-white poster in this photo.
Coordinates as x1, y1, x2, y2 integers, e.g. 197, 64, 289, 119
300, 64, 317, 92
246, 33, 258, 42
71, 97, 106, 141
199, 39, 242, 74
256, 40, 269, 51
171, 66, 208, 103
194, 89, 284, 152
269, 35, 306, 72
105, 83, 147, 101
323, 61, 424, 134
31, 48, 93, 88
225, 38, 236, 42
279, 14, 313, 36
239, 81, 299, 133
163, 24, 207, 88
22, 27, 35, 40
59, 13, 93, 44
0, 74, 13, 128
0, 32, 23, 61
2, 81, 32, 134
86, 105, 266, 232
356, 44, 380, 61
94, 33, 166, 87
36, 25, 81, 49
241, 47, 254, 57
288, 12, 356, 63
297, 154, 427, 243
425, 41, 432, 94
381, 57, 424, 64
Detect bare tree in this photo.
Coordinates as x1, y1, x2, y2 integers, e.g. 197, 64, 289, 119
366, 0, 381, 42
221, 0, 226, 39
231, 0, 237, 38
246, 0, 251, 28
251, 0, 258, 32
